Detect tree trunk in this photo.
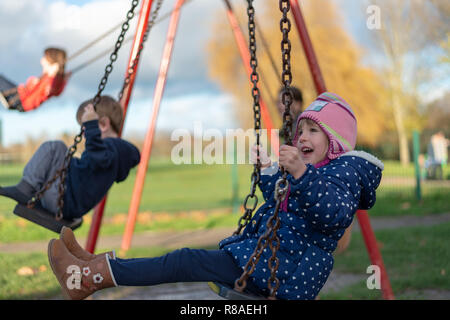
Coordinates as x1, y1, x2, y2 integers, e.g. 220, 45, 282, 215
392, 90, 410, 165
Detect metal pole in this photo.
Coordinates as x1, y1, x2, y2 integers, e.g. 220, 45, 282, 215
289, 0, 327, 94
413, 130, 422, 201
232, 141, 239, 213
0, 117, 3, 149
290, 0, 395, 300
85, 0, 155, 254
223, 0, 279, 156
357, 210, 395, 300
121, 0, 186, 252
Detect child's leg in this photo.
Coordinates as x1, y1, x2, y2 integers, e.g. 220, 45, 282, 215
23, 141, 68, 213
110, 248, 261, 294
4, 92, 25, 112
2, 87, 18, 96
0, 86, 19, 110
0, 141, 67, 208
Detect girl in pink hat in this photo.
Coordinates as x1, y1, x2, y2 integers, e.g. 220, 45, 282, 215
47, 92, 384, 300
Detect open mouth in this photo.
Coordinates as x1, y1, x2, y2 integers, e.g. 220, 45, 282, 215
301, 146, 314, 155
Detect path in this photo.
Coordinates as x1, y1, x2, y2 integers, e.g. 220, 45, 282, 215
2, 212, 450, 300
3, 213, 450, 254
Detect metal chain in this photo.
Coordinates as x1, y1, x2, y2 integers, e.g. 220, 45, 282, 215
234, 0, 294, 300
118, 0, 164, 102
279, 0, 294, 146
232, 0, 262, 236
234, 0, 279, 298
27, 0, 141, 220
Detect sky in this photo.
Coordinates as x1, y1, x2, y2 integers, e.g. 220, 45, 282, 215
0, 0, 448, 147
0, 0, 240, 147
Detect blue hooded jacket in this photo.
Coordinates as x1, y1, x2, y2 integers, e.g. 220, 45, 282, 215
219, 150, 384, 300
63, 120, 140, 219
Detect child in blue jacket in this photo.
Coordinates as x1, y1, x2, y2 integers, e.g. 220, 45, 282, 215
0, 95, 140, 220
46, 92, 383, 300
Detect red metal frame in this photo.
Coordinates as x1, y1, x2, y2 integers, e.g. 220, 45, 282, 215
121, 0, 186, 251
289, 0, 394, 300
85, 0, 155, 254
84, 0, 394, 301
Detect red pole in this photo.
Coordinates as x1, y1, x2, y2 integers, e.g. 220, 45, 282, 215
223, 0, 279, 156
289, 0, 394, 299
85, 0, 155, 253
289, 0, 327, 94
357, 210, 395, 300
121, 0, 185, 252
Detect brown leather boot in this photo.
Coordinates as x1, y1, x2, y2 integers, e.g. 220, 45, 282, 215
60, 226, 116, 261
48, 238, 117, 300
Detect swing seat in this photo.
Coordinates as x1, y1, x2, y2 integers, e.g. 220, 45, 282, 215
0, 74, 17, 92
208, 282, 266, 300
13, 203, 83, 234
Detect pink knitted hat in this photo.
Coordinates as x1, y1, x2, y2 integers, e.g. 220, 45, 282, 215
294, 92, 357, 160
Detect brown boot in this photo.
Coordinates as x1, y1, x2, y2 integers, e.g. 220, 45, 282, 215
60, 226, 116, 261
48, 238, 117, 300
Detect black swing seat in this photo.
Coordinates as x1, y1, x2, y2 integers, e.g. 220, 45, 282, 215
13, 203, 83, 234
208, 282, 266, 300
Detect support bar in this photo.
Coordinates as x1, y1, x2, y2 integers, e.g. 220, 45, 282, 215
290, 0, 394, 300
85, 0, 155, 254
223, 0, 279, 156
121, 0, 186, 252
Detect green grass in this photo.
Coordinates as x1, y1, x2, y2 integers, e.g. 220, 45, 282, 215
321, 222, 450, 300
370, 186, 450, 216
1, 159, 449, 243
1, 159, 449, 299
0, 161, 256, 216
1, 222, 448, 300
0, 246, 177, 299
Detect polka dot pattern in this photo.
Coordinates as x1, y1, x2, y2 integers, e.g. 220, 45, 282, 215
220, 152, 383, 300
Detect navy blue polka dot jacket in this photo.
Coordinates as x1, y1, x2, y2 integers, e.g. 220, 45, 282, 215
219, 151, 384, 300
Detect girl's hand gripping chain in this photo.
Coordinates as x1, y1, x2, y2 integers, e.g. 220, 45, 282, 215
279, 144, 307, 180
250, 145, 271, 169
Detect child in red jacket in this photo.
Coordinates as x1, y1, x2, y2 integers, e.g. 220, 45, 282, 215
0, 47, 70, 112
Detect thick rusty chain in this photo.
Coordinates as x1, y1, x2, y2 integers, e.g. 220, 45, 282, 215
27, 0, 141, 220
234, 0, 294, 299
118, 0, 164, 102
232, 0, 262, 237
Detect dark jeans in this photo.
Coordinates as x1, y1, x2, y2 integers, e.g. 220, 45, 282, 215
109, 248, 261, 295
22, 141, 67, 214
0, 74, 23, 111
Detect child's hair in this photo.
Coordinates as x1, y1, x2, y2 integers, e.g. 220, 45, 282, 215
297, 118, 320, 130
44, 47, 67, 75
76, 95, 123, 135
278, 86, 303, 104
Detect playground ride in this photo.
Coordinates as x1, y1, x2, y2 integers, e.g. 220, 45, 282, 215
12, 0, 164, 233
7, 0, 395, 300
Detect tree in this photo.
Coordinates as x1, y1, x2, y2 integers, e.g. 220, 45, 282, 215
206, 0, 391, 148
364, 0, 449, 165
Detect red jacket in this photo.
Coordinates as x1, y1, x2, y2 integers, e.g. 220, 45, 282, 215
17, 73, 68, 111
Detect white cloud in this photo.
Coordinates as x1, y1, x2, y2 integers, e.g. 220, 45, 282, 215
0, 0, 241, 147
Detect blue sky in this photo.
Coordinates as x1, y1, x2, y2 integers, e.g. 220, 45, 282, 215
0, 0, 448, 147
0, 0, 240, 147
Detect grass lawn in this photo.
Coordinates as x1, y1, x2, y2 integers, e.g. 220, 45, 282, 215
0, 222, 448, 299
0, 159, 449, 299
322, 222, 450, 300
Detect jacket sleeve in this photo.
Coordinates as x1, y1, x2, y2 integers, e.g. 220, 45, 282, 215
81, 120, 115, 170
287, 164, 360, 232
